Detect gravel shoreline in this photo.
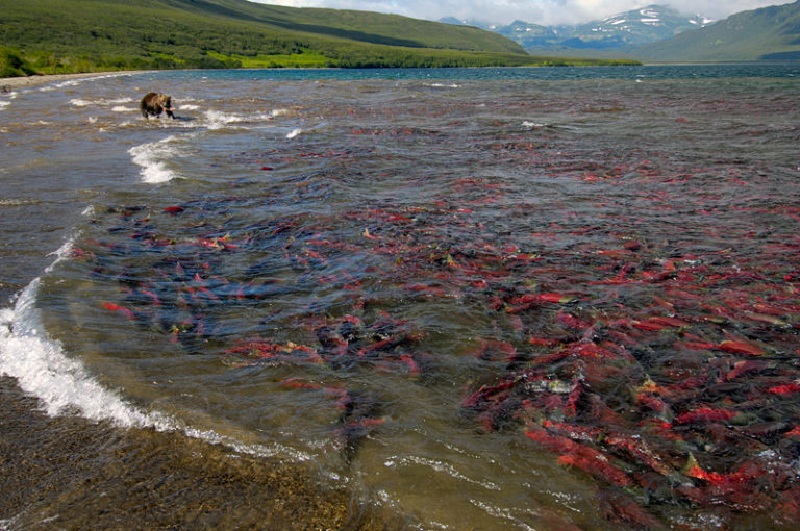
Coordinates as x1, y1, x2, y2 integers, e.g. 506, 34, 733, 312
1, 71, 146, 89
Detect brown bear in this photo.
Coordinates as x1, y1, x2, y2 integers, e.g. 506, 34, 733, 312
140, 92, 175, 120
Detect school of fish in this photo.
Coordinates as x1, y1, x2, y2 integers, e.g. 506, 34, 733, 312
67, 115, 800, 528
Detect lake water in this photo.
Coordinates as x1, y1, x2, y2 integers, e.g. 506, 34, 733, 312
1, 65, 800, 529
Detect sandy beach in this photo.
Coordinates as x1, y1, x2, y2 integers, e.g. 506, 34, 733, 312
1, 71, 146, 90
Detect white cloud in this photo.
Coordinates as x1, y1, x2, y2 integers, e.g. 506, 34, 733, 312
254, 1, 791, 25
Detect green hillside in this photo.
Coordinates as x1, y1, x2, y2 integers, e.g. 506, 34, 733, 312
631, 0, 800, 62
0, 0, 639, 76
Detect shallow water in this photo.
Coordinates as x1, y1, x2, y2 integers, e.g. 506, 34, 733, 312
1, 66, 800, 529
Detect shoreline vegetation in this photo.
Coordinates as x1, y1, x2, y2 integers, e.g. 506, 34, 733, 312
0, 48, 640, 80
0, 0, 639, 79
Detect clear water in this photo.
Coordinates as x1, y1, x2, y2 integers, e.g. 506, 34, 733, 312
2, 65, 800, 529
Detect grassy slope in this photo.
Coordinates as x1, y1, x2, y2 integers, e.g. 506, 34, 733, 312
631, 1, 800, 62
167, 0, 527, 53
0, 0, 638, 75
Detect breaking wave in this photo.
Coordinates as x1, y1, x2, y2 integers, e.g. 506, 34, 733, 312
0, 236, 312, 463
128, 135, 184, 183
0, 239, 164, 427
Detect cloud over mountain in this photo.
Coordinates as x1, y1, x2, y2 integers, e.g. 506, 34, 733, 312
257, 1, 788, 25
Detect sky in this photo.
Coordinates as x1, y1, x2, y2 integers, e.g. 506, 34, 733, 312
252, 1, 791, 25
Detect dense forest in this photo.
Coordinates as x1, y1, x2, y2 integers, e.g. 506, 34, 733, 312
0, 0, 639, 76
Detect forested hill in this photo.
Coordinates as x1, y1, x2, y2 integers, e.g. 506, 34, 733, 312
0, 0, 639, 76
630, 0, 800, 61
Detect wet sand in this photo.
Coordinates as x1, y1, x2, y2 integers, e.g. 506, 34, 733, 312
0, 376, 393, 529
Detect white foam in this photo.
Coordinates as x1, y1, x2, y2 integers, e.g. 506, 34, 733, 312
0, 292, 305, 453
253, 113, 277, 121
469, 500, 536, 531
270, 108, 292, 118
0, 516, 19, 529
286, 128, 302, 139
388, 455, 500, 490
0, 234, 323, 473
73, 96, 135, 109
0, 100, 10, 111
53, 73, 132, 90
204, 109, 246, 130
522, 121, 548, 129
111, 105, 136, 112
202, 108, 295, 129
182, 425, 312, 463
0, 199, 41, 206
0, 245, 313, 462
54, 79, 81, 89
128, 135, 181, 183
0, 275, 167, 428
46, 237, 75, 267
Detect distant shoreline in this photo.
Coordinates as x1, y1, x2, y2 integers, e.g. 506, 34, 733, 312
1, 71, 147, 89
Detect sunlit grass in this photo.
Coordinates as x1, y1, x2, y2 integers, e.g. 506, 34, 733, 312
207, 51, 330, 69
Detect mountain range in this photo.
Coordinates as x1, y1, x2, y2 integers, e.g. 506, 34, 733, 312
633, 1, 800, 61
443, 5, 714, 52
444, 2, 800, 62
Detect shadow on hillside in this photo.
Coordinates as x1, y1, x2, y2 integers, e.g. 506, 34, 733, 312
188, 0, 425, 49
